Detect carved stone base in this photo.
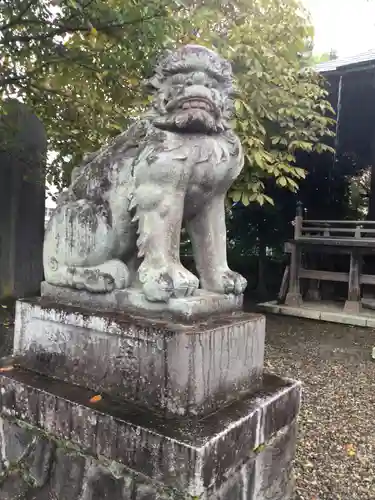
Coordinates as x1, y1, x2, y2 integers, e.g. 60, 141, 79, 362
0, 367, 301, 499
41, 281, 243, 321
14, 298, 265, 417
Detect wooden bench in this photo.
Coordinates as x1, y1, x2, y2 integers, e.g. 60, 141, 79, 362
281, 204, 375, 314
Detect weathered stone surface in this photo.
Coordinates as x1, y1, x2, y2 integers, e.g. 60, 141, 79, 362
209, 422, 297, 499
80, 465, 128, 500
50, 448, 86, 499
41, 282, 243, 321
0, 419, 34, 468
132, 482, 158, 500
14, 298, 265, 416
0, 470, 29, 500
0, 367, 301, 498
0, 413, 298, 500
26, 485, 54, 500
43, 45, 247, 305
26, 436, 56, 487
0, 99, 46, 300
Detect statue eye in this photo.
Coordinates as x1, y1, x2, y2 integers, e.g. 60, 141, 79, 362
209, 78, 220, 89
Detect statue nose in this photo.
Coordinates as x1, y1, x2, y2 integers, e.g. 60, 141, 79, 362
192, 72, 206, 85
185, 85, 212, 100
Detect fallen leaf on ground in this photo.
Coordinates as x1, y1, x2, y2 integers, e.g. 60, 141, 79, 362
346, 444, 356, 457
89, 394, 102, 403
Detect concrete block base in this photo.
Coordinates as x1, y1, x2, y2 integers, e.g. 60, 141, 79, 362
0, 367, 301, 499
13, 298, 265, 417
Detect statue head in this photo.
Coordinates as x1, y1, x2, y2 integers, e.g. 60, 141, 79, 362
146, 44, 235, 134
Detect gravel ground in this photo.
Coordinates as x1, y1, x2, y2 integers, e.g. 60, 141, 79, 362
264, 314, 375, 500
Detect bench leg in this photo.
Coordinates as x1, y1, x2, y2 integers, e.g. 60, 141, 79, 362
306, 279, 321, 301
278, 265, 290, 303
344, 251, 362, 314
285, 246, 303, 306
305, 253, 321, 301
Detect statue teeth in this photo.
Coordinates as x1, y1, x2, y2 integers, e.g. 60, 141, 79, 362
181, 100, 211, 111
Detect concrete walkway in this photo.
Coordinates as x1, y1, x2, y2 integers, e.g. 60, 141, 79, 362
258, 299, 375, 328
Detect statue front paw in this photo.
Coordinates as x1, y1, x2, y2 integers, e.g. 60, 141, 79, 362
206, 269, 247, 295
140, 264, 199, 302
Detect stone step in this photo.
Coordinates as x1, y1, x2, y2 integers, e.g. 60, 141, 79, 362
0, 365, 301, 499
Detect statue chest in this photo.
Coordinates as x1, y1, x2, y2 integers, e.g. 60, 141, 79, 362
179, 135, 242, 214
164, 133, 241, 189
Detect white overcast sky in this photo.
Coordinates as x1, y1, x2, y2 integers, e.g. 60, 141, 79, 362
304, 0, 375, 56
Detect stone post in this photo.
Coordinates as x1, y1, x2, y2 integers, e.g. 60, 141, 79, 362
0, 100, 46, 300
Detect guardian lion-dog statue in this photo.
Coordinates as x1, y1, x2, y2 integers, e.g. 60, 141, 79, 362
44, 44, 247, 302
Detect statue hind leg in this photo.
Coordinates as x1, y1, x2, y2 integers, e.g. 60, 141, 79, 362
45, 259, 130, 292
44, 200, 131, 292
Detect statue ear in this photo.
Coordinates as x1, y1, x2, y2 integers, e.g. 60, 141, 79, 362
227, 84, 240, 98
144, 75, 162, 91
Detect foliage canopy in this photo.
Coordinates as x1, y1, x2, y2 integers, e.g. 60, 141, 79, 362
0, 0, 335, 201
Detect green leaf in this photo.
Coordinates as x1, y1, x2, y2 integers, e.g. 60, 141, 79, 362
232, 191, 242, 202
254, 152, 264, 168
286, 177, 299, 190
263, 195, 275, 206
256, 194, 265, 206
241, 193, 250, 206
293, 168, 307, 179
234, 99, 243, 115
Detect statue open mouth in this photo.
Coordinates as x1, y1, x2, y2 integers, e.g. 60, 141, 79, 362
179, 98, 214, 113
166, 96, 218, 117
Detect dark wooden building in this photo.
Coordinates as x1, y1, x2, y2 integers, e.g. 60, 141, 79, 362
260, 51, 375, 325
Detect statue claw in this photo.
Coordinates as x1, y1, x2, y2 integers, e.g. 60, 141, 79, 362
140, 264, 199, 302
205, 269, 247, 296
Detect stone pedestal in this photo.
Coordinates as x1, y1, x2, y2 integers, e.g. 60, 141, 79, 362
0, 293, 301, 499
14, 298, 265, 417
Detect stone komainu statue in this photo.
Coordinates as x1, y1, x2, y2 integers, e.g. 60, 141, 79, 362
44, 44, 247, 302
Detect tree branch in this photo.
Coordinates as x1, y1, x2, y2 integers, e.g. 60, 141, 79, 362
0, 0, 36, 31
19, 81, 74, 99
0, 10, 167, 45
